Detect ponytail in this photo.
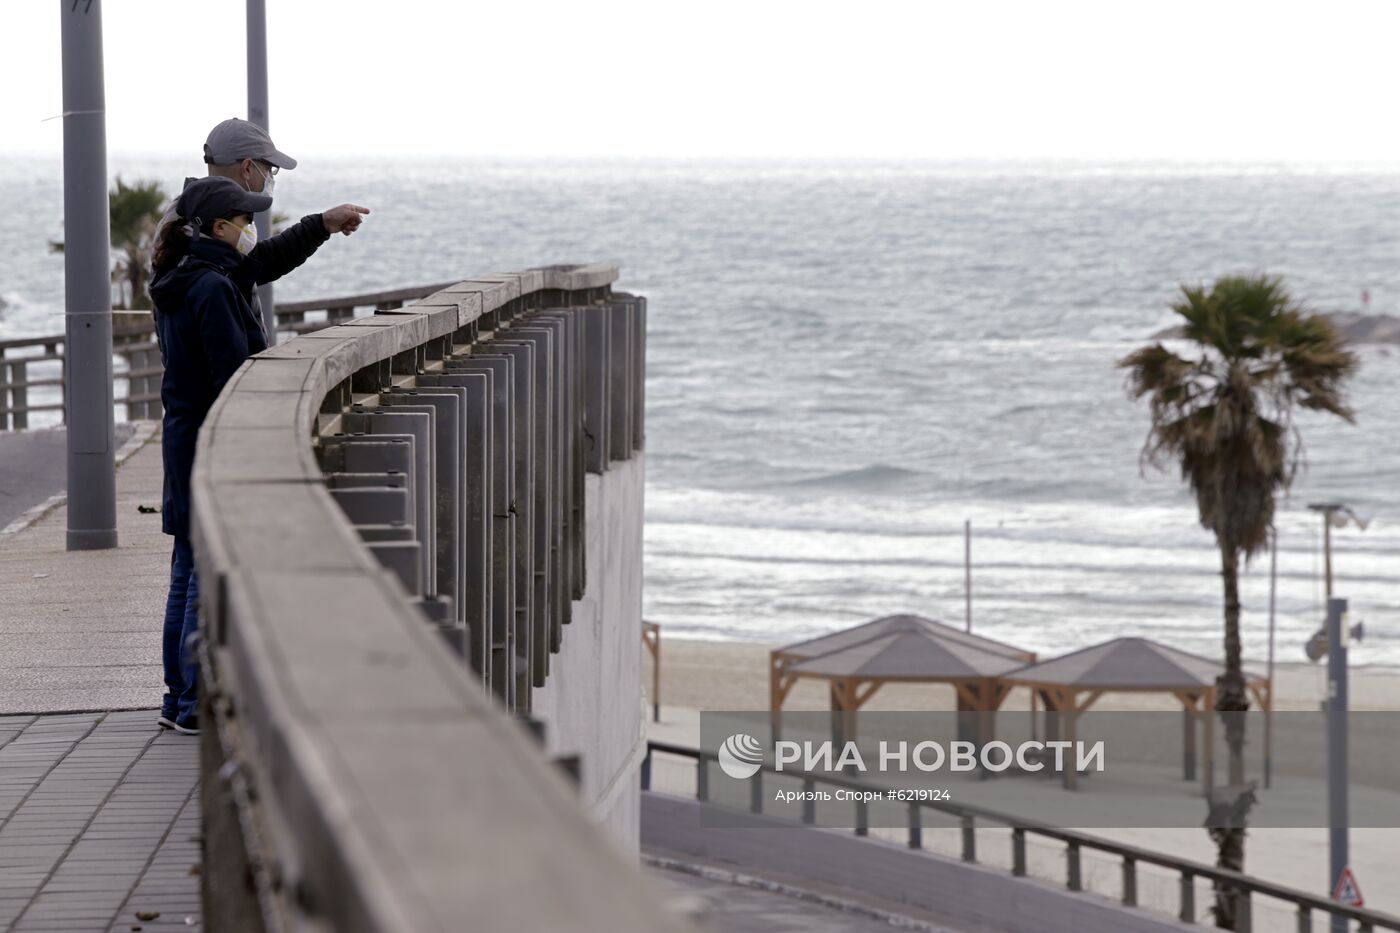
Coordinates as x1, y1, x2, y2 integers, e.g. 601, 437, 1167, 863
152, 217, 190, 274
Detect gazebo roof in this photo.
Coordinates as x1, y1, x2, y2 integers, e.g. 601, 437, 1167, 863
787, 625, 1030, 681
775, 614, 1035, 664
1002, 637, 1265, 691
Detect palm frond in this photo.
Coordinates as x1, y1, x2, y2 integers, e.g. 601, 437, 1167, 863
1120, 274, 1356, 557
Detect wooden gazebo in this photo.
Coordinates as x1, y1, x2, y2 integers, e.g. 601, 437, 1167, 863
769, 615, 1036, 742
999, 636, 1271, 790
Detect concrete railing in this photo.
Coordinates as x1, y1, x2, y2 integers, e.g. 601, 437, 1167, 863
189, 264, 688, 933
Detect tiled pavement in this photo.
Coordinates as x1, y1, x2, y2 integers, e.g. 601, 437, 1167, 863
0, 711, 201, 932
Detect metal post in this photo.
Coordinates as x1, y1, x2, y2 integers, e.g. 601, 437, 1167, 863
246, 0, 275, 342
1266, 524, 1277, 788
1180, 870, 1196, 923
1323, 517, 1333, 597
1326, 595, 1348, 933
964, 519, 972, 632
61, 0, 118, 551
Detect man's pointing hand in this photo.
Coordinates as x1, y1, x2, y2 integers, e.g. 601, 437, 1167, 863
323, 204, 370, 235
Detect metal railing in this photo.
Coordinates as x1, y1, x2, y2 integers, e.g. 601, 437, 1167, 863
643, 740, 1400, 933
0, 284, 455, 430
191, 266, 685, 933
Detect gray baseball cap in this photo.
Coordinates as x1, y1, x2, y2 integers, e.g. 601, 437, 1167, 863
203, 118, 298, 169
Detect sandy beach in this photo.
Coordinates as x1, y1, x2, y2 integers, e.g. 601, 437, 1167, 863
644, 635, 1400, 713
643, 636, 1400, 925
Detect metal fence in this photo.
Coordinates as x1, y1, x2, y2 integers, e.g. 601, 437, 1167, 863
0, 284, 457, 430
643, 741, 1400, 933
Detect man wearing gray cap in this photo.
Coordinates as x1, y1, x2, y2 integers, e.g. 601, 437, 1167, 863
152, 117, 368, 334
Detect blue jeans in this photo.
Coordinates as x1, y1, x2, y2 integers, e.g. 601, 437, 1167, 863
161, 537, 200, 725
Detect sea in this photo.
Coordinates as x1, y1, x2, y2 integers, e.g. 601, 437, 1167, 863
2, 156, 1398, 667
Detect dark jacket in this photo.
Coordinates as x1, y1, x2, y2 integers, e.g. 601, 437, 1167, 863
153, 178, 332, 323
150, 214, 328, 538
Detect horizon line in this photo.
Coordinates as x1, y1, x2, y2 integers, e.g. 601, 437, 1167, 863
7, 149, 1400, 168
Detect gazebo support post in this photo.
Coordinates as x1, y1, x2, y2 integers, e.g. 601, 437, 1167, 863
1040, 689, 1059, 744
829, 679, 846, 747
1248, 679, 1272, 789
955, 684, 977, 745
1177, 691, 1199, 782
843, 679, 861, 749
1202, 686, 1216, 794
769, 653, 784, 742
1062, 688, 1079, 791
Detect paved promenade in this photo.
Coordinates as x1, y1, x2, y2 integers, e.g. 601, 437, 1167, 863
0, 426, 202, 932
0, 711, 200, 932
0, 425, 166, 714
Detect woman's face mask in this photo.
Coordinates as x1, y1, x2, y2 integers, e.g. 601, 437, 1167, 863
218, 218, 258, 256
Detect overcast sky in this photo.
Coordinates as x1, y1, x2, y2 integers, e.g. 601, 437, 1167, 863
4, 0, 1399, 162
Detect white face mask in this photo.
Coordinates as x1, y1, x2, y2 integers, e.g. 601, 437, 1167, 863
252, 162, 275, 196
228, 220, 258, 256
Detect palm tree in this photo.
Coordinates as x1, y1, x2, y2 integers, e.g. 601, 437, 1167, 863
49, 176, 168, 310
1119, 275, 1356, 928
108, 178, 167, 310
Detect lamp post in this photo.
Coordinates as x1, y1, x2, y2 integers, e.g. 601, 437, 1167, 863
1305, 503, 1370, 931
1325, 596, 1349, 933
61, 0, 118, 551
1264, 524, 1277, 788
246, 0, 275, 341
1307, 503, 1371, 597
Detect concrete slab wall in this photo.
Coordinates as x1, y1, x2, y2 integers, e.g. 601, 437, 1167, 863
532, 454, 646, 854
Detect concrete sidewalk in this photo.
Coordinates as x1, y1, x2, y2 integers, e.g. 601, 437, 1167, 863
0, 425, 168, 715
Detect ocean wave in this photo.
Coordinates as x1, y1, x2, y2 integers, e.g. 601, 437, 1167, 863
785, 463, 927, 492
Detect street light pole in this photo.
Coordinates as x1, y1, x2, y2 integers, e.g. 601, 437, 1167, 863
1322, 512, 1333, 596
60, 0, 118, 552
1325, 595, 1349, 933
246, 0, 275, 341
1265, 524, 1277, 788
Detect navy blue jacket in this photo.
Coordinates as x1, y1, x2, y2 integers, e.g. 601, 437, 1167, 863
150, 215, 328, 538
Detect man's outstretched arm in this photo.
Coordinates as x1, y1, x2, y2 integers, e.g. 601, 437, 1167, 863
238, 204, 371, 287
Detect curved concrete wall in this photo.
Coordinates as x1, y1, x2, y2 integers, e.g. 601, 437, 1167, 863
190, 266, 684, 933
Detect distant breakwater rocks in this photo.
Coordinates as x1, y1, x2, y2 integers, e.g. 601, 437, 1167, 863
1154, 312, 1400, 345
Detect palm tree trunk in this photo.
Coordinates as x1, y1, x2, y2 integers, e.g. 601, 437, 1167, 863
1211, 541, 1250, 928
1218, 543, 1249, 783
